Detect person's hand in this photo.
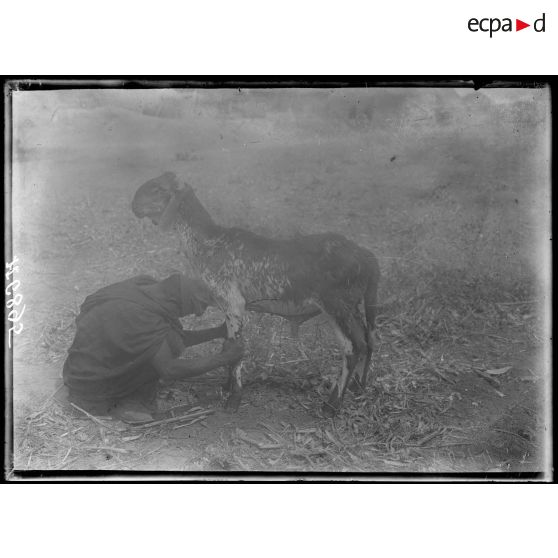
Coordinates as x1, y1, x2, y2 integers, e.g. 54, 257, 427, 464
218, 322, 228, 339
221, 337, 245, 363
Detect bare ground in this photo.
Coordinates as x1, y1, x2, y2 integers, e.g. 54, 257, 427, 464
7, 88, 551, 476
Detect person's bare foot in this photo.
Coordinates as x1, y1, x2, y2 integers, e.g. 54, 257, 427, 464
111, 401, 154, 424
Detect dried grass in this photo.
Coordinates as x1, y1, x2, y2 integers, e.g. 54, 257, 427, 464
12, 186, 544, 474
14, 254, 542, 473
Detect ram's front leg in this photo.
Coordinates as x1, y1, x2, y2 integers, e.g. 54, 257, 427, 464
223, 289, 246, 412
223, 313, 245, 411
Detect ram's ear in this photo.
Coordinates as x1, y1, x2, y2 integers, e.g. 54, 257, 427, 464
158, 192, 180, 231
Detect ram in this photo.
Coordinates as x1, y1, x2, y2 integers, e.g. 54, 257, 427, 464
132, 172, 380, 416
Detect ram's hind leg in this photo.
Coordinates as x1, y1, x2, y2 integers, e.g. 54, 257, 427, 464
349, 331, 377, 395
349, 300, 378, 394
349, 290, 377, 394
322, 311, 367, 418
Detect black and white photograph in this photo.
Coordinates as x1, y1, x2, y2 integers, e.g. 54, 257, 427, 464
5, 79, 552, 478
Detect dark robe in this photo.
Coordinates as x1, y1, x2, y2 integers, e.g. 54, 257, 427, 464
62, 274, 214, 402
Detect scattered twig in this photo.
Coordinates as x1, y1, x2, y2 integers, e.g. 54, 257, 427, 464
380, 459, 407, 467
122, 434, 143, 442
172, 416, 209, 429
492, 429, 537, 445
70, 402, 122, 432
324, 429, 342, 449
234, 456, 251, 470
487, 368, 513, 380
131, 408, 214, 429
414, 428, 446, 447
485, 334, 517, 342
236, 428, 283, 450
471, 369, 505, 396
298, 428, 318, 435
415, 442, 475, 449
427, 367, 455, 384
60, 446, 72, 464
157, 405, 203, 419
258, 422, 286, 445
291, 449, 328, 461
279, 358, 309, 365
83, 446, 130, 454
268, 452, 285, 466
293, 398, 313, 412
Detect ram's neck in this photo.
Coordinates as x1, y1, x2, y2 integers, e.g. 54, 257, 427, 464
173, 188, 220, 240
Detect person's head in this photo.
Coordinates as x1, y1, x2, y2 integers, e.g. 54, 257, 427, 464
156, 274, 216, 317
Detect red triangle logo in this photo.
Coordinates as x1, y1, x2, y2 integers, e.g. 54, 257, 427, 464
516, 19, 530, 31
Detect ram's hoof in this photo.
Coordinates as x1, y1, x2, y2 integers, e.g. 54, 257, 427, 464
348, 379, 366, 395
321, 401, 338, 418
224, 393, 242, 413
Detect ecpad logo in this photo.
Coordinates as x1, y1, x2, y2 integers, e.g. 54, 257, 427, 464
468, 13, 546, 37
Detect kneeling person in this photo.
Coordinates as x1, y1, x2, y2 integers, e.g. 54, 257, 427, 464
62, 274, 242, 420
